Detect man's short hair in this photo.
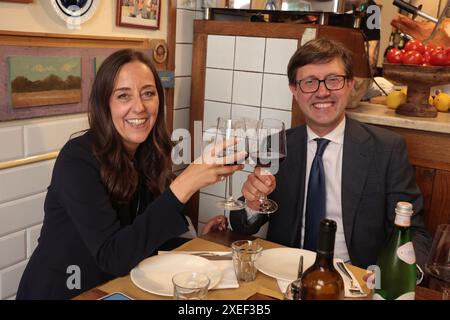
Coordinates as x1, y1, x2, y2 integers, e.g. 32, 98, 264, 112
287, 38, 354, 85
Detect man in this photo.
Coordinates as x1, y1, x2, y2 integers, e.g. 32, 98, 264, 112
230, 38, 431, 269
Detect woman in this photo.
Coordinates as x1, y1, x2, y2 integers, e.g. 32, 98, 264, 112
16, 49, 243, 299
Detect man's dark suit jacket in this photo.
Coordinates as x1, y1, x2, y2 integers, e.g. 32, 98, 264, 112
16, 132, 188, 300
230, 117, 431, 269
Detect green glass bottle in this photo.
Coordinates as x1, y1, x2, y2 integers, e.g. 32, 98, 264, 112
373, 202, 417, 300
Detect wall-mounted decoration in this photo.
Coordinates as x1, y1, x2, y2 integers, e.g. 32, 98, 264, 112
0, 0, 33, 3
116, 0, 161, 30
50, 0, 100, 28
8, 56, 81, 108
93, 56, 105, 75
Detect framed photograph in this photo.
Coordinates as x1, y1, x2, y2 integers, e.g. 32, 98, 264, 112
116, 0, 160, 30
0, 0, 33, 2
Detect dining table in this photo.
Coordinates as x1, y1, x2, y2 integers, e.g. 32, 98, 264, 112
73, 229, 442, 300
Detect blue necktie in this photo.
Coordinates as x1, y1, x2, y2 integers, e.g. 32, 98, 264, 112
303, 138, 330, 251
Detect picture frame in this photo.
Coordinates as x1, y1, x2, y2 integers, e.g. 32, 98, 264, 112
116, 0, 160, 30
0, 0, 33, 2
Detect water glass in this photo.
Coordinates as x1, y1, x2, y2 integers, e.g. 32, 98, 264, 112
172, 271, 210, 300
231, 240, 263, 282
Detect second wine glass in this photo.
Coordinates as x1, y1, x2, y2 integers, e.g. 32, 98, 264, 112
214, 116, 247, 211
249, 118, 287, 214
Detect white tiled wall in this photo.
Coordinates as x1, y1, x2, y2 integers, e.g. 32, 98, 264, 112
0, 114, 88, 299
174, 2, 298, 235
199, 33, 298, 230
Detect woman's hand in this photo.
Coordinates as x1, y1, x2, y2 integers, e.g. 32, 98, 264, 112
201, 215, 228, 235
170, 138, 246, 203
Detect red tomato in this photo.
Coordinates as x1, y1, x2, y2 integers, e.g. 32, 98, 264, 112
422, 63, 432, 67
404, 40, 425, 54
430, 51, 450, 66
386, 48, 403, 64
402, 50, 424, 65
424, 45, 435, 53
423, 51, 432, 63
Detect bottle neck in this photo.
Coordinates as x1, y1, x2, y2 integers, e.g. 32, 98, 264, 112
315, 226, 336, 267
315, 250, 335, 267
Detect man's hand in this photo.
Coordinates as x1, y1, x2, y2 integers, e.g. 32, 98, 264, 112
241, 167, 276, 203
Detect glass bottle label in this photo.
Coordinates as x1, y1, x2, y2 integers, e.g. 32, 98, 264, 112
373, 292, 415, 300
396, 242, 416, 265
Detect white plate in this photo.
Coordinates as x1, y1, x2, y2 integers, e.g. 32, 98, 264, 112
255, 248, 317, 281
130, 254, 222, 296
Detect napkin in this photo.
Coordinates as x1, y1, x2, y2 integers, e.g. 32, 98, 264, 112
276, 259, 367, 298
158, 251, 239, 290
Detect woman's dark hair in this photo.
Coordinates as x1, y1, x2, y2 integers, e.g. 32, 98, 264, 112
287, 38, 354, 85
88, 49, 173, 201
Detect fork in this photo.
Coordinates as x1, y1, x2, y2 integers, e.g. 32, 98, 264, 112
336, 261, 365, 295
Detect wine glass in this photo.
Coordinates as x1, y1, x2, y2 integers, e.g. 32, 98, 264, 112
249, 118, 287, 214
425, 224, 450, 300
214, 116, 248, 211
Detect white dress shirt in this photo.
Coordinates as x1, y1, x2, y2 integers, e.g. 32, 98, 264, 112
301, 117, 349, 262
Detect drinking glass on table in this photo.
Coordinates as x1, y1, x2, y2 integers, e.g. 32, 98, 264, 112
172, 271, 210, 300
425, 224, 450, 300
214, 116, 248, 211
249, 118, 287, 214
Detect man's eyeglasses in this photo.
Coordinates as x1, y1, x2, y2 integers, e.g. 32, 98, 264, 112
294, 75, 347, 93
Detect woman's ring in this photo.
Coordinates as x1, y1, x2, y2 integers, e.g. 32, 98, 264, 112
220, 176, 225, 181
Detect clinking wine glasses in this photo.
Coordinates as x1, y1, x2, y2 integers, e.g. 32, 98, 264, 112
214, 116, 248, 210
248, 118, 287, 214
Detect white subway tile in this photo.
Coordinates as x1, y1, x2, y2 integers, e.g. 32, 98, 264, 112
203, 101, 231, 130
176, 9, 195, 44
198, 193, 225, 223
0, 193, 45, 237
206, 35, 235, 69
232, 71, 263, 107
264, 38, 298, 74
173, 108, 190, 131
0, 231, 26, 270
260, 108, 292, 129
205, 68, 233, 103
0, 160, 54, 204
262, 74, 292, 111
234, 36, 265, 72
174, 77, 192, 109
195, 10, 204, 20
178, 0, 197, 9
175, 44, 193, 76
231, 104, 260, 121
26, 224, 42, 259
24, 117, 88, 157
231, 170, 250, 199
201, 178, 226, 198
0, 127, 23, 162
0, 260, 27, 300
197, 222, 206, 235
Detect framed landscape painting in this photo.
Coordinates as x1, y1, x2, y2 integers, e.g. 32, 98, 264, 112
8, 56, 81, 108
116, 0, 160, 30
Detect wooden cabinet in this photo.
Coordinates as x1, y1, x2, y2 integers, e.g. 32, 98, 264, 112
379, 126, 450, 235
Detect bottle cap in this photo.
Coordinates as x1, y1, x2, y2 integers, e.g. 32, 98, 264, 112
317, 219, 337, 255
395, 201, 413, 227
395, 201, 413, 216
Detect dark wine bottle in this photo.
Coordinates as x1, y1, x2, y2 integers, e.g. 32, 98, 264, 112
300, 219, 345, 300
373, 202, 417, 300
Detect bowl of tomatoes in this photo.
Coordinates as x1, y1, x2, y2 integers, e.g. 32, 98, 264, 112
383, 40, 450, 117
